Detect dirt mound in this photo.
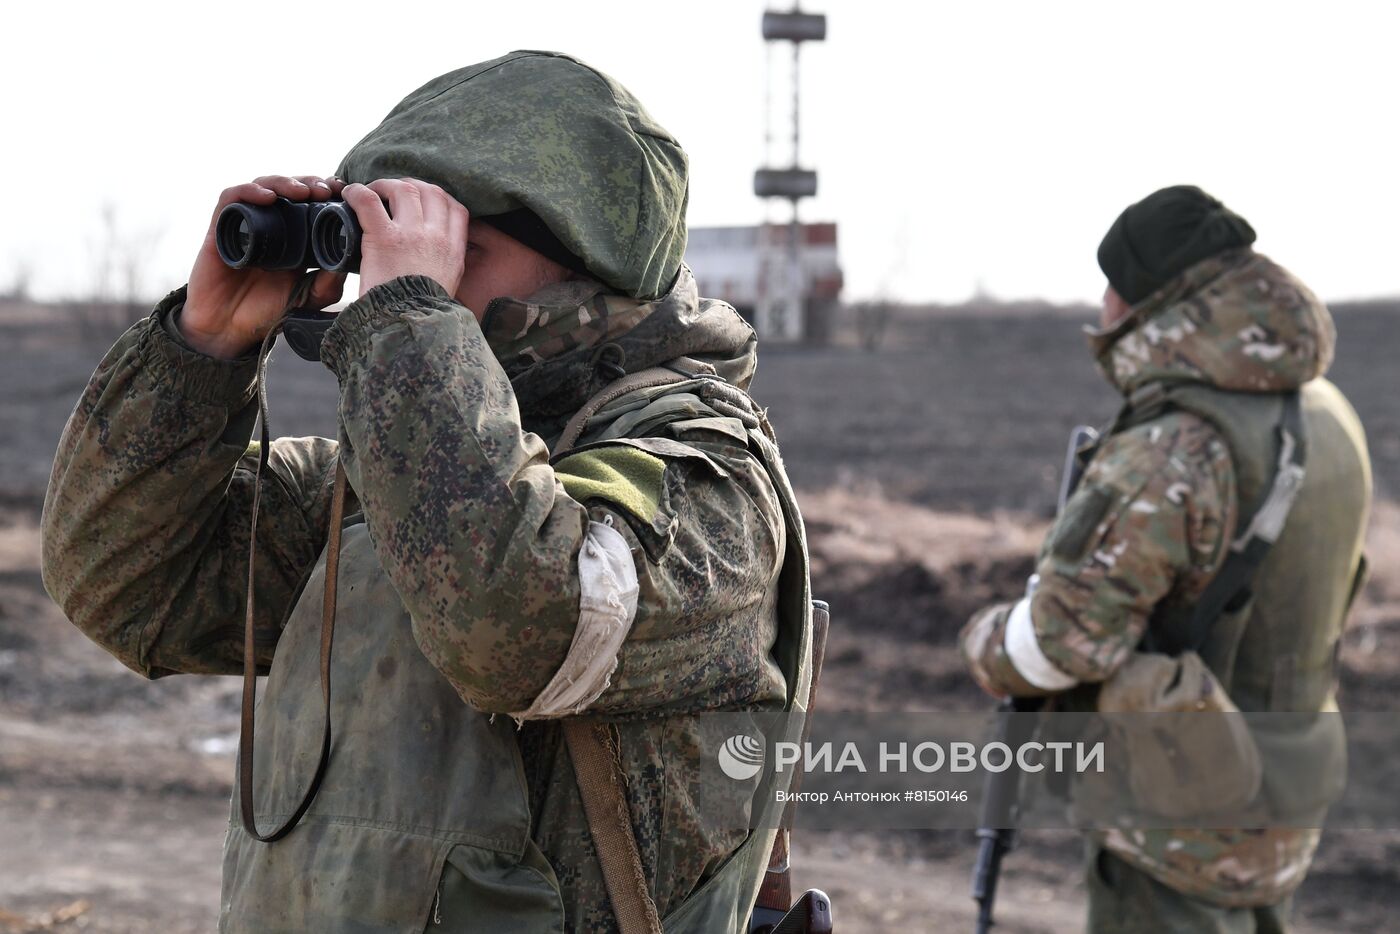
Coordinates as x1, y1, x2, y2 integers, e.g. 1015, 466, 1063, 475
804, 489, 1044, 642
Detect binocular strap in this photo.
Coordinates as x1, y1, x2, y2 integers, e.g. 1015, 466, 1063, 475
237, 323, 346, 843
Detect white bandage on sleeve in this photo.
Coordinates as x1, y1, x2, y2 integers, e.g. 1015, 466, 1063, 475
1003, 597, 1078, 691
511, 519, 640, 720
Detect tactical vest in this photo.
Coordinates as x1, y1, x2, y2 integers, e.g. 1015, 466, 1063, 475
1111, 377, 1369, 816
220, 372, 812, 933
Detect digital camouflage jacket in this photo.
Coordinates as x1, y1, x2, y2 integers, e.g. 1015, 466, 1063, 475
961, 250, 1370, 907
41, 266, 809, 932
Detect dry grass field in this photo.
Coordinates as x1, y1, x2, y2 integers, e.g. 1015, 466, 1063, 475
1, 298, 1397, 931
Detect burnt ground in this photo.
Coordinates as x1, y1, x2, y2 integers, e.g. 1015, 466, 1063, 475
0, 299, 1397, 932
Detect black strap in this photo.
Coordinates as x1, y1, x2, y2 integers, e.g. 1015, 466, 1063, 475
1154, 392, 1307, 655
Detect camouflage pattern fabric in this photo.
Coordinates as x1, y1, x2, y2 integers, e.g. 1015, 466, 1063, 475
481, 278, 659, 372
961, 249, 1368, 909
961, 409, 1237, 697
1089, 250, 1334, 396
1085, 841, 1291, 934
338, 51, 689, 301
41, 265, 799, 932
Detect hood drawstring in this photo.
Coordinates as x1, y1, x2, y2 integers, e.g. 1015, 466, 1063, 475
592, 342, 627, 382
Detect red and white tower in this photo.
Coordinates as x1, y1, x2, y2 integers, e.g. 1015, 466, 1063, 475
754, 7, 826, 341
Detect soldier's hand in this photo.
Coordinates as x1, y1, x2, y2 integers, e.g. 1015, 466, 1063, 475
961, 606, 1012, 700
181, 175, 347, 360
345, 179, 470, 298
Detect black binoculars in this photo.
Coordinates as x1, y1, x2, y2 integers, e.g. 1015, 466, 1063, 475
213, 197, 365, 362
216, 198, 362, 274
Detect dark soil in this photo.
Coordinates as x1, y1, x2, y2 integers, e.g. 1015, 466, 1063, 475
1, 298, 1396, 931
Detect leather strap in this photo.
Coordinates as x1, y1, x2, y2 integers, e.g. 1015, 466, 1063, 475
237, 324, 347, 843
561, 720, 664, 934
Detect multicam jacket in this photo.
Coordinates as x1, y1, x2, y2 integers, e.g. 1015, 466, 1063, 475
41, 266, 811, 932
962, 250, 1371, 907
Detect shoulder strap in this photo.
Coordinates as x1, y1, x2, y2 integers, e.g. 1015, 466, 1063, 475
1152, 391, 1308, 654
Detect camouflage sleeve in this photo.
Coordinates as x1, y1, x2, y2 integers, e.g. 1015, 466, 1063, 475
40, 288, 343, 677
961, 412, 1236, 695
319, 276, 785, 716
568, 432, 787, 717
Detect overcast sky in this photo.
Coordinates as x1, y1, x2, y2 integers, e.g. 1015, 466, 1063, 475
6, 0, 1398, 305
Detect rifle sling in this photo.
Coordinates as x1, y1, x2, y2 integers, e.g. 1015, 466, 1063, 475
1148, 392, 1307, 655
561, 721, 665, 934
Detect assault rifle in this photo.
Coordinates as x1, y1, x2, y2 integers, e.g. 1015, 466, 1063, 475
971, 425, 1097, 933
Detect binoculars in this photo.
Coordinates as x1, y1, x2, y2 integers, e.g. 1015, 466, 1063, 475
214, 197, 365, 362
216, 198, 362, 274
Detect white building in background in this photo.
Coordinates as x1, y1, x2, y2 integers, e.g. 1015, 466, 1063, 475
685, 222, 843, 343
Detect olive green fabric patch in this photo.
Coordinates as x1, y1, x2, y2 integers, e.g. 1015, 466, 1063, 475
1050, 485, 1115, 563
555, 445, 668, 528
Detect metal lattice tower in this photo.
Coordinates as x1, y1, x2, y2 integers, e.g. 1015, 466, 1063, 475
754, 7, 825, 341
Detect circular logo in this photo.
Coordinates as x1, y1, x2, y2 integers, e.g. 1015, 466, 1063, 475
718, 734, 765, 781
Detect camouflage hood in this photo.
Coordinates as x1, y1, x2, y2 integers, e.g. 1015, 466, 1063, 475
479, 264, 758, 433
338, 51, 688, 301
1088, 250, 1336, 396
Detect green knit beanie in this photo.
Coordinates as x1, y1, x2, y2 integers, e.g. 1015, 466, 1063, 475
1097, 185, 1256, 305
338, 51, 689, 301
